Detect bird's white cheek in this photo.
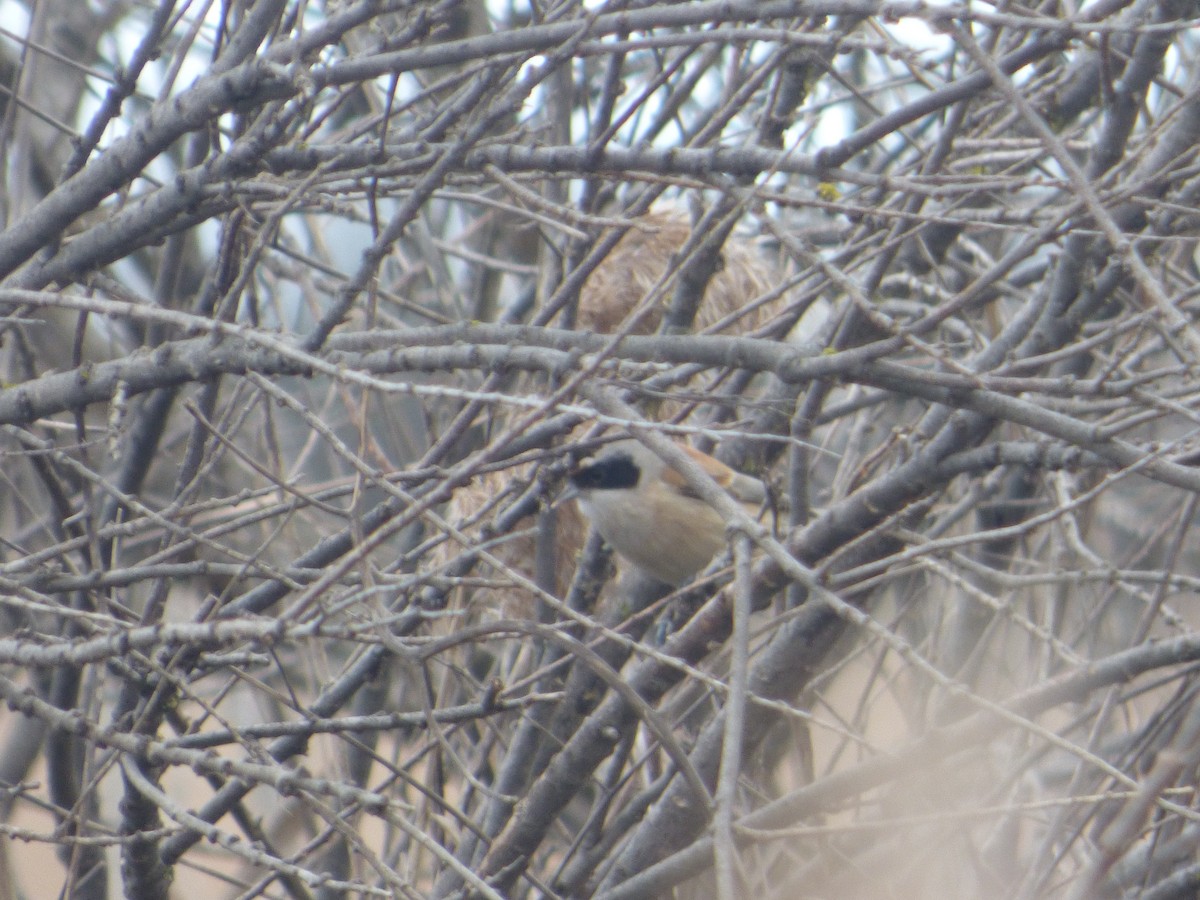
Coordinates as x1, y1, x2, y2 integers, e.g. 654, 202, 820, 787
573, 492, 631, 550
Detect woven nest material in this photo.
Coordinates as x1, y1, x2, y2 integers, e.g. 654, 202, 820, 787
577, 210, 781, 335
440, 210, 788, 617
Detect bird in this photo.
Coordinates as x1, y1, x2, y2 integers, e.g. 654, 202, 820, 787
566, 438, 772, 585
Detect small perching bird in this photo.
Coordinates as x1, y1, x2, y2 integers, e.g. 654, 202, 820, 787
566, 438, 772, 585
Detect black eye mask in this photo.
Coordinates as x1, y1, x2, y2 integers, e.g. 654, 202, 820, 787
569, 454, 641, 491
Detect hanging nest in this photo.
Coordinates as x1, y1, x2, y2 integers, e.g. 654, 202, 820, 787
577, 210, 782, 335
